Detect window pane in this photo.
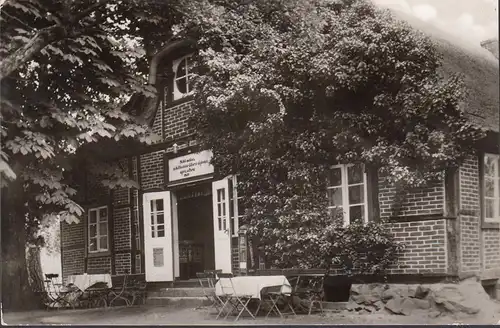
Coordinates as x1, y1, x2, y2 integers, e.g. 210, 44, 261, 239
176, 77, 187, 93
349, 205, 364, 224
157, 214, 164, 224
484, 155, 496, 177
99, 208, 107, 220
99, 222, 107, 236
217, 189, 222, 202
217, 203, 222, 217
89, 238, 97, 251
348, 185, 364, 204
485, 198, 495, 218
328, 188, 343, 206
348, 165, 363, 184
329, 207, 344, 219
151, 214, 155, 225
328, 168, 342, 187
155, 199, 164, 211
89, 224, 97, 238
157, 228, 165, 238
176, 58, 187, 78
485, 178, 495, 197
150, 200, 155, 212
89, 210, 97, 224
100, 236, 108, 250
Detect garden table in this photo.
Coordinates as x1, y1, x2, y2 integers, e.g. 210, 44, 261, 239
214, 275, 292, 299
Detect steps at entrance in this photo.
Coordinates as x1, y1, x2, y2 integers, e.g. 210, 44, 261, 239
146, 286, 211, 307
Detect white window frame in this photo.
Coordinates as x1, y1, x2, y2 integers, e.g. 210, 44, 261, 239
172, 53, 194, 101
483, 153, 500, 223
88, 206, 109, 253
327, 164, 369, 227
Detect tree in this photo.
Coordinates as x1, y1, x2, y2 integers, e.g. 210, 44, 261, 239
0, 0, 188, 310
186, 0, 485, 269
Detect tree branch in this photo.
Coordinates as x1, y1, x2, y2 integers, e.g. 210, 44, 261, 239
0, 24, 66, 82
1, 10, 35, 30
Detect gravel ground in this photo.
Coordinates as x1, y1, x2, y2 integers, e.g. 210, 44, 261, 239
3, 305, 499, 326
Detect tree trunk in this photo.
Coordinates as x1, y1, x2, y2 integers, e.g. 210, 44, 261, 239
0, 25, 65, 82
1, 181, 40, 311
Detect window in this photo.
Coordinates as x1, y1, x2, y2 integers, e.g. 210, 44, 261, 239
88, 206, 109, 253
327, 164, 368, 226
172, 54, 194, 100
150, 199, 166, 238
483, 153, 500, 222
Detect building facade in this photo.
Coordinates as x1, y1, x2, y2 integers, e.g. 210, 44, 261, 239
60, 31, 500, 293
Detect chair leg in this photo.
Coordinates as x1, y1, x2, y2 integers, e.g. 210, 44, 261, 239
234, 297, 254, 321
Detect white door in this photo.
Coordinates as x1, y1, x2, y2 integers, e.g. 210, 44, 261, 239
143, 191, 174, 282
212, 178, 232, 273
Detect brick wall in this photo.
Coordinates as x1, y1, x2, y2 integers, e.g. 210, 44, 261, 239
115, 253, 132, 275
163, 101, 193, 141
87, 256, 111, 274
459, 156, 480, 212
458, 155, 482, 274
61, 221, 85, 280
140, 151, 165, 190
114, 207, 131, 251
484, 229, 500, 270
379, 178, 445, 217
387, 220, 448, 274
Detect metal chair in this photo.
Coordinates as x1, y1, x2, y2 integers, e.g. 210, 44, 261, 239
293, 274, 326, 315
216, 273, 255, 321
255, 275, 296, 319
196, 272, 222, 314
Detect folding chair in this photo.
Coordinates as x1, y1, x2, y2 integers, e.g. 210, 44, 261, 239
293, 274, 325, 315
258, 276, 296, 318
217, 273, 255, 321
196, 272, 222, 314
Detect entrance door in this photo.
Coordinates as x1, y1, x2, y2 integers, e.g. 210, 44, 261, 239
143, 191, 174, 282
212, 178, 232, 273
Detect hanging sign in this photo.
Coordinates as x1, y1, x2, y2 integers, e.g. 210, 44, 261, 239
168, 150, 214, 182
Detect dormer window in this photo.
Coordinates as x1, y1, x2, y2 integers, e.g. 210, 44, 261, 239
172, 54, 194, 100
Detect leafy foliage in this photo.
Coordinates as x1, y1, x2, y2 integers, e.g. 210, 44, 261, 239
0, 0, 190, 248
187, 0, 485, 269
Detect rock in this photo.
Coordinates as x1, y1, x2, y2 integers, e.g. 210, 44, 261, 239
412, 298, 431, 310
400, 298, 416, 316
382, 289, 398, 301
351, 294, 365, 304
429, 310, 441, 318
414, 285, 430, 299
358, 309, 370, 315
350, 284, 362, 295
442, 301, 458, 313
373, 300, 385, 311
385, 296, 404, 315
346, 301, 363, 312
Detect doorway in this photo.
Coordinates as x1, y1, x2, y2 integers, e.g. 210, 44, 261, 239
176, 183, 215, 279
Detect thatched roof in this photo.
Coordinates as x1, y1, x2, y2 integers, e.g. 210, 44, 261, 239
391, 11, 499, 132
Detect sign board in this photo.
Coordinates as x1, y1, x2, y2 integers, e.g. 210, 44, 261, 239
168, 150, 214, 182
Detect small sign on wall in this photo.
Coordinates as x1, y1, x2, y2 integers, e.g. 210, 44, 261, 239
168, 150, 214, 182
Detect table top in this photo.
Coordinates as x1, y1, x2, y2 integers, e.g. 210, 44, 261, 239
67, 274, 113, 292
215, 275, 292, 299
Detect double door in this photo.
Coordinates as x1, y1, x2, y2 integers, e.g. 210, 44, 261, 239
143, 176, 239, 281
